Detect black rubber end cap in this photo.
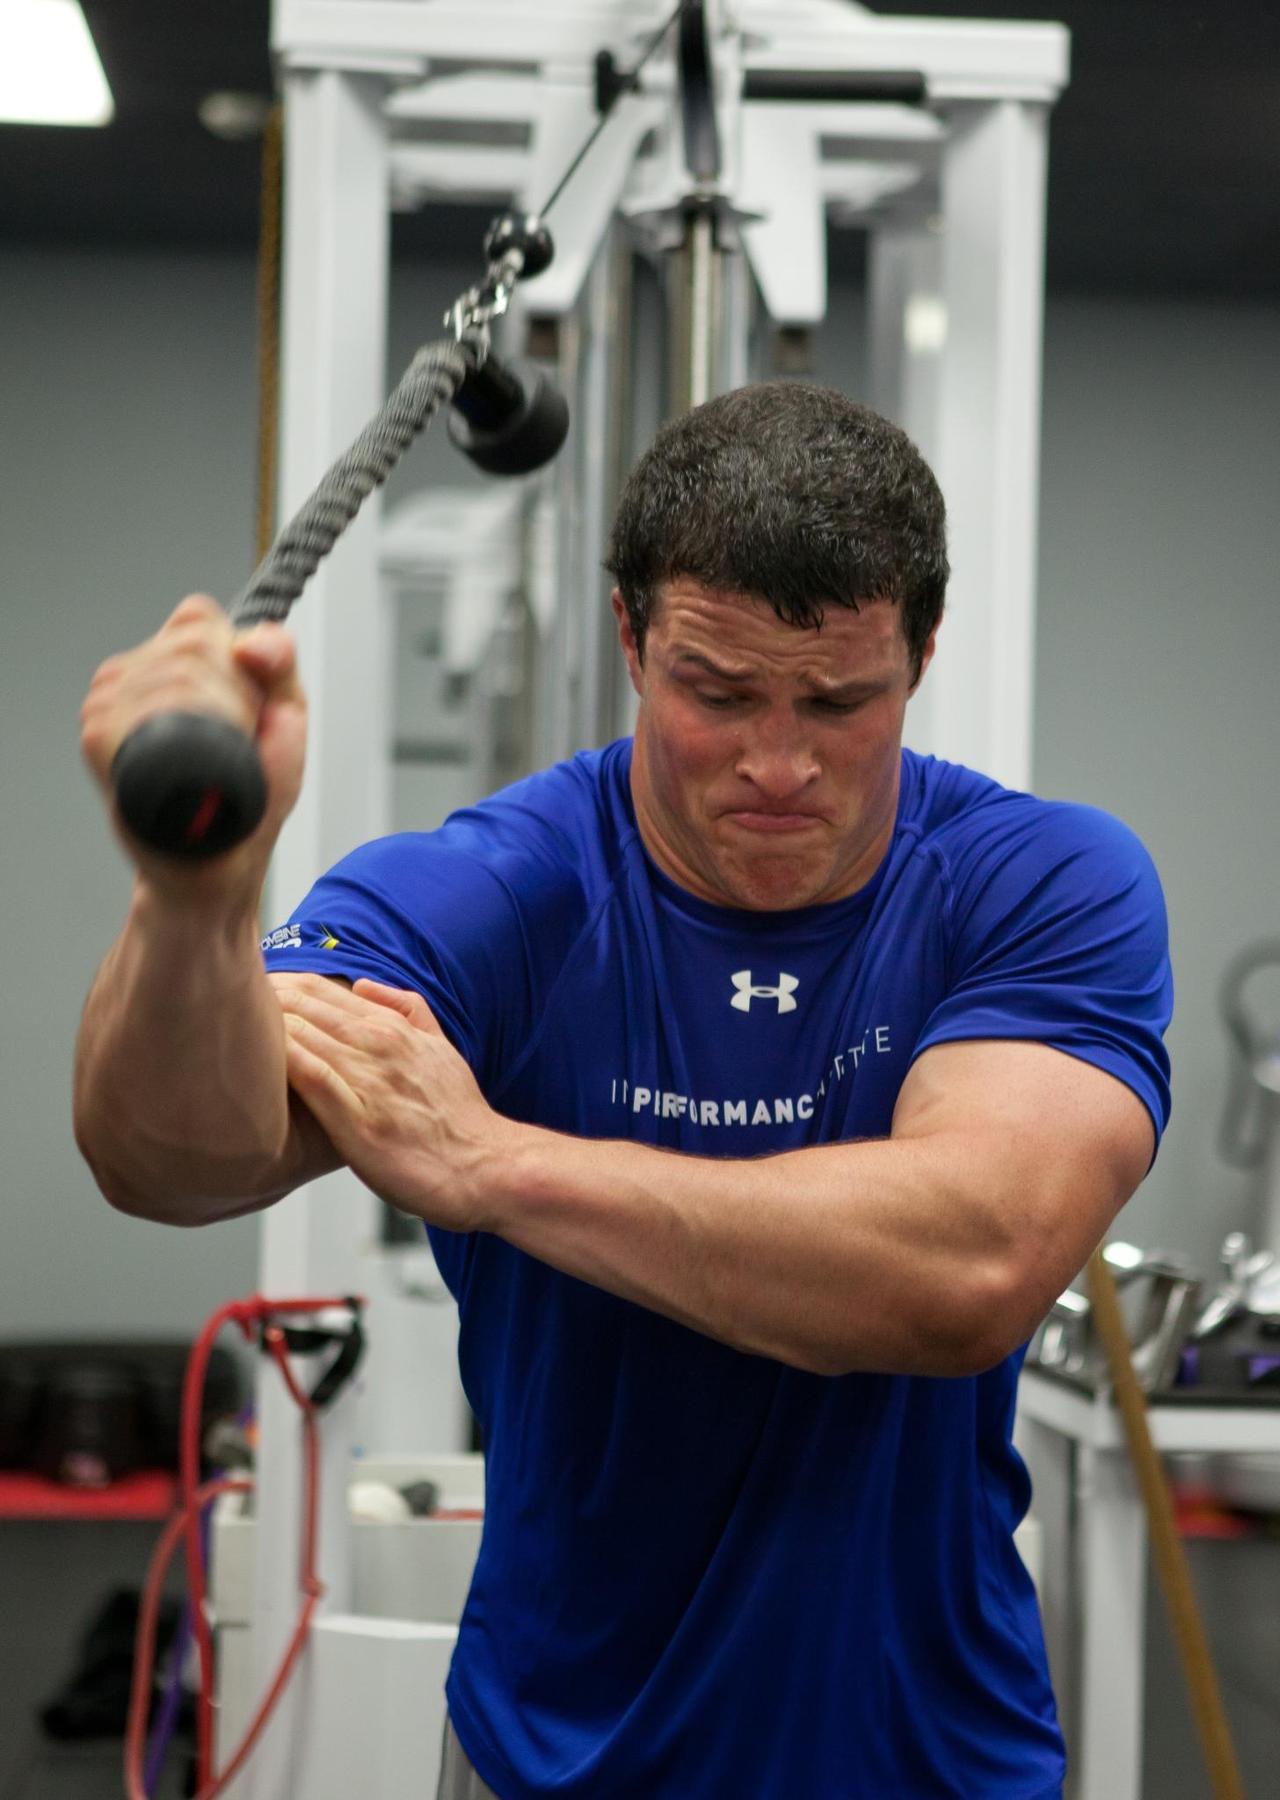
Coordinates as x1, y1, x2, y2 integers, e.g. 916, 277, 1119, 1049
447, 363, 570, 477
111, 712, 268, 861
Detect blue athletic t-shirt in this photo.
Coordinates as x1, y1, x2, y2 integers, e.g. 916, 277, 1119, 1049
263, 742, 1172, 1800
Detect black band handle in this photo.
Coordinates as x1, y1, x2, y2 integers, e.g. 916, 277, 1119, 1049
742, 70, 927, 105
111, 712, 268, 861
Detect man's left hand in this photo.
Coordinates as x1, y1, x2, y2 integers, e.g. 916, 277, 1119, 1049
273, 974, 515, 1229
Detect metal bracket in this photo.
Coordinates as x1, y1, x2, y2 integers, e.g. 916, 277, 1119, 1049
443, 212, 556, 356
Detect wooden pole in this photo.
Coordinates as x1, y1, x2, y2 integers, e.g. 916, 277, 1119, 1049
1085, 1249, 1246, 1800
254, 105, 284, 562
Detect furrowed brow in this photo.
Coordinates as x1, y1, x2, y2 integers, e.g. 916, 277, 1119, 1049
670, 651, 891, 698
804, 675, 889, 701
672, 651, 757, 682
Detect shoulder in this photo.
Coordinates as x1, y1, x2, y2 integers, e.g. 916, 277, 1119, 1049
433, 738, 633, 879
322, 740, 633, 943
265, 744, 635, 1079
899, 755, 1173, 1144
901, 749, 1164, 912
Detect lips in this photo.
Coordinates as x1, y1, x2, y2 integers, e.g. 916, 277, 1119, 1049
724, 810, 824, 832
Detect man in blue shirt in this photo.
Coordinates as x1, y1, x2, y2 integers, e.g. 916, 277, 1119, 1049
76, 384, 1170, 1798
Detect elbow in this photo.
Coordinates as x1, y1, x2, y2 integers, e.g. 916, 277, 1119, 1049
78, 1142, 201, 1227
72, 1067, 293, 1228
92, 1165, 274, 1229
935, 1255, 1050, 1376
73, 1112, 140, 1217
780, 1325, 984, 1382
77, 1140, 172, 1224
73, 1105, 161, 1223
75, 1125, 271, 1229
72, 1088, 149, 1218
796, 1259, 1038, 1381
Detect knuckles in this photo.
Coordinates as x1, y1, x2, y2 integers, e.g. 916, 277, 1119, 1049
164, 593, 227, 630
268, 972, 344, 1002
80, 628, 260, 769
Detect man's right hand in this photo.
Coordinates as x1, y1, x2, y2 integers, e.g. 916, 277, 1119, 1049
80, 594, 307, 906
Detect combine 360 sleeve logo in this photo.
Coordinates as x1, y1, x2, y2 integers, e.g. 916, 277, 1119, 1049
260, 922, 340, 952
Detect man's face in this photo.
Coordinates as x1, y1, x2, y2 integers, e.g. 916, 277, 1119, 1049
617, 579, 934, 911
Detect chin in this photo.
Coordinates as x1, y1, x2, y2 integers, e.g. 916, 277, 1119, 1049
720, 859, 828, 912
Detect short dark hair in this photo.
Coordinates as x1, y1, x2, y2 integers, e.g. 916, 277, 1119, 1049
605, 382, 948, 682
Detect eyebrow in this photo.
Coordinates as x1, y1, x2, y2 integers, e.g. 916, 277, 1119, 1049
672, 651, 756, 682
671, 651, 888, 700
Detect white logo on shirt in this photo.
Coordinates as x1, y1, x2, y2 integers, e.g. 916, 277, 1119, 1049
608, 1024, 895, 1128
730, 970, 799, 1014
261, 923, 302, 952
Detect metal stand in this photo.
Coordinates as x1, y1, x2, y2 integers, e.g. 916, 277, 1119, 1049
235, 61, 397, 1800
1017, 1367, 1280, 1800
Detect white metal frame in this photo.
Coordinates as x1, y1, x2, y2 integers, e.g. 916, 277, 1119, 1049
1018, 1369, 1280, 1800
221, 6, 1070, 1793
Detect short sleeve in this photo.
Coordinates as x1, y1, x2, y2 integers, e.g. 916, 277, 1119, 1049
914, 800, 1173, 1145
259, 830, 545, 1090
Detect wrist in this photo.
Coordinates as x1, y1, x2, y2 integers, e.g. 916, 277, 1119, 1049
475, 1115, 556, 1236
128, 862, 265, 941
123, 872, 269, 994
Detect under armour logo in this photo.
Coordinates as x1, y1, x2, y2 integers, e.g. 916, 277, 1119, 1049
730, 970, 800, 1014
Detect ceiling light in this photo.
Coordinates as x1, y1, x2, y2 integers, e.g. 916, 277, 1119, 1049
0, 0, 114, 127
198, 91, 273, 143
904, 294, 947, 355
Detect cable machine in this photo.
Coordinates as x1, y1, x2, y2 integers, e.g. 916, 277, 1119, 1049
196, 5, 1070, 1793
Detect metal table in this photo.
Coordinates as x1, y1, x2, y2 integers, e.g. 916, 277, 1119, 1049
1016, 1364, 1280, 1800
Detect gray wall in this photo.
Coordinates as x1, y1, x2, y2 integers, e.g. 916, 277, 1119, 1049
1, 243, 1277, 1344
1034, 300, 1280, 1271
0, 245, 479, 1344
1, 249, 265, 1342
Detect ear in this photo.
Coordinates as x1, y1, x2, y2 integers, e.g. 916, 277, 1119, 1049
909, 624, 939, 695
612, 590, 645, 699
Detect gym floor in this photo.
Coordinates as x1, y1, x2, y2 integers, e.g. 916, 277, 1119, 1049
0, 1519, 1276, 1799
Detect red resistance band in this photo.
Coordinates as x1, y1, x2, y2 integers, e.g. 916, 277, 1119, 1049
125, 1292, 365, 1800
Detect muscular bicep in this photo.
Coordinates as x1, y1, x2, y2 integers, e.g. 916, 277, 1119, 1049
891, 1039, 1155, 1336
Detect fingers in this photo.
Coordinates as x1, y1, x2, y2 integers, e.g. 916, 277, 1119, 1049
271, 974, 441, 1041
277, 983, 429, 1145
83, 595, 250, 779
280, 1017, 362, 1119
352, 978, 441, 1032
268, 972, 350, 997
156, 592, 229, 636
81, 594, 308, 890
81, 596, 300, 777
274, 972, 492, 1226
275, 980, 377, 1040
231, 620, 302, 703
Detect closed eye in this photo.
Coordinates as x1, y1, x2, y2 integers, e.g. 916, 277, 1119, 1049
807, 696, 865, 715
691, 688, 874, 714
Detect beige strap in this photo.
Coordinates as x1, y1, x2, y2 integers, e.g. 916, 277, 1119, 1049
1086, 1249, 1245, 1800
254, 104, 283, 563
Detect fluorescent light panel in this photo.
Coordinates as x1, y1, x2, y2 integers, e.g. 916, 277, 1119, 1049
0, 0, 115, 127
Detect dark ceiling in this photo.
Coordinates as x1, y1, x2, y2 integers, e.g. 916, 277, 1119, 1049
1, 2, 1277, 299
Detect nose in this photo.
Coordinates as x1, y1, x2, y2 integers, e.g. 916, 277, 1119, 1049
735, 712, 820, 803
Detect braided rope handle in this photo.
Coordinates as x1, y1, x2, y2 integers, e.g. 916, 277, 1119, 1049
112, 335, 476, 858
234, 336, 474, 626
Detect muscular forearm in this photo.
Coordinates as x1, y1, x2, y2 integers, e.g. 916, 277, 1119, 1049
74, 881, 294, 1224
74, 596, 319, 1223
479, 1044, 1151, 1379
275, 991, 1148, 1379
489, 1125, 1028, 1379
